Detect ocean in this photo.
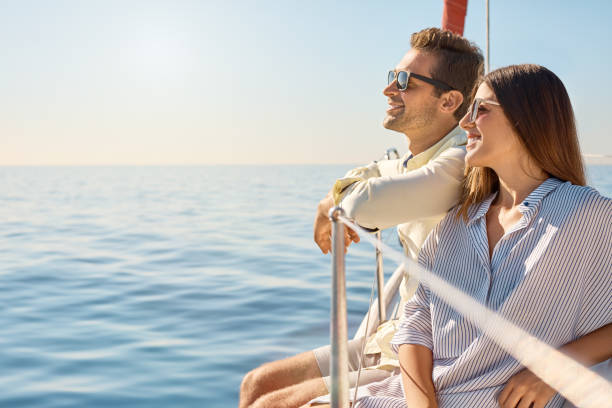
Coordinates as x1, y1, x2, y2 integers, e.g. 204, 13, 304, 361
1, 165, 610, 407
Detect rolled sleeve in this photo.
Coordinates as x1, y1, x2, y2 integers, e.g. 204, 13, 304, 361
332, 162, 382, 205
390, 283, 433, 352
339, 147, 465, 230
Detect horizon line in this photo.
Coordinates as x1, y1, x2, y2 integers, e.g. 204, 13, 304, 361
1, 160, 612, 167
2, 154, 612, 167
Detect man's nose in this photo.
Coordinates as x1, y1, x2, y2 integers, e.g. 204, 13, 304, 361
383, 80, 398, 97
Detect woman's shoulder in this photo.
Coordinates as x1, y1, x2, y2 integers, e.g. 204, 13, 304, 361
549, 182, 612, 228
553, 181, 612, 210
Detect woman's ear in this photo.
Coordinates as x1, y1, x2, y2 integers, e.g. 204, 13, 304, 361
440, 90, 464, 115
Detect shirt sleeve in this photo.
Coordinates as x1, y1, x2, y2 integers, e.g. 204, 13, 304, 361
390, 282, 433, 352
574, 195, 612, 337
336, 147, 465, 230
332, 161, 383, 205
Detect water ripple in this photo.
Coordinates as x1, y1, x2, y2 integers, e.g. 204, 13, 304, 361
0, 165, 609, 407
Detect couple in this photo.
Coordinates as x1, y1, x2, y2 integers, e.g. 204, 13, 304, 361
241, 28, 611, 408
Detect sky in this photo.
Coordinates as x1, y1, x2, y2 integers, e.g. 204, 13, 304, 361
1, 0, 611, 165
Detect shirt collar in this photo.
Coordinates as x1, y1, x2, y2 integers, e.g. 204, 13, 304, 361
466, 192, 498, 226
403, 126, 466, 168
517, 177, 563, 215
466, 177, 564, 226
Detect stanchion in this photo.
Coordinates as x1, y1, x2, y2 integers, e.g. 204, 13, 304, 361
329, 207, 349, 408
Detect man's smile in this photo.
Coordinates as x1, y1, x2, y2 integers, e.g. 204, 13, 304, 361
387, 101, 404, 113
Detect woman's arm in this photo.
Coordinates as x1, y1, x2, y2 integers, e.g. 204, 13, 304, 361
498, 323, 612, 408
398, 344, 437, 408
390, 225, 442, 408
559, 323, 612, 365
391, 283, 436, 407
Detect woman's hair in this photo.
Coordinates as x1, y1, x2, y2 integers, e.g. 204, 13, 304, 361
458, 64, 586, 220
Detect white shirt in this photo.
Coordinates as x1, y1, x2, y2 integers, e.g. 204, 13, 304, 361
334, 126, 466, 263
332, 127, 467, 369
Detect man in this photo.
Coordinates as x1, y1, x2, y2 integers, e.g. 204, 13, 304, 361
240, 28, 483, 408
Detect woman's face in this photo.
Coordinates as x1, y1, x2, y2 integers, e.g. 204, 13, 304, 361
459, 83, 524, 169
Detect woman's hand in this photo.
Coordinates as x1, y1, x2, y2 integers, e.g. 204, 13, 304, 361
498, 368, 556, 408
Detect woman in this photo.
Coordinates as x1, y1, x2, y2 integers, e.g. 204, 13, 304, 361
312, 64, 611, 408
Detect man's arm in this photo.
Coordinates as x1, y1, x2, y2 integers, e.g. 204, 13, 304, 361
312, 159, 385, 253
339, 147, 465, 230
498, 323, 612, 408
314, 147, 464, 252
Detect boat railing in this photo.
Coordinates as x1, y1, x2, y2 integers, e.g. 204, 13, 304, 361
328, 206, 350, 408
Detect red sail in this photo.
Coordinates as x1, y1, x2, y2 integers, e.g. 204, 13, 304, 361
441, 0, 468, 35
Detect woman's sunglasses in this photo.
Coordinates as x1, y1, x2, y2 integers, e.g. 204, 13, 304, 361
388, 70, 454, 92
467, 98, 501, 123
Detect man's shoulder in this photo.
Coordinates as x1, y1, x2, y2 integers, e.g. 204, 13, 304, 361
401, 145, 466, 178
429, 144, 466, 162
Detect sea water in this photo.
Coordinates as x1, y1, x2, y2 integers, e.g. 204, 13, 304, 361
0, 165, 610, 407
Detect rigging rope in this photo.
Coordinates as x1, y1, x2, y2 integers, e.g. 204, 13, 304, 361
352, 269, 377, 403
338, 215, 612, 408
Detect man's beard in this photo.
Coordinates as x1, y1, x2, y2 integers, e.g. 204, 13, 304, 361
383, 104, 437, 133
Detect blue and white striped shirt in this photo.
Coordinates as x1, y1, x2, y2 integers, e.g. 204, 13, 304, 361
355, 178, 611, 408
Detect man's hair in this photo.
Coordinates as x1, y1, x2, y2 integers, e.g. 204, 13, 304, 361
410, 27, 484, 120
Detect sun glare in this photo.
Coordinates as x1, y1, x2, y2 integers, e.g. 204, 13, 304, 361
116, 26, 196, 83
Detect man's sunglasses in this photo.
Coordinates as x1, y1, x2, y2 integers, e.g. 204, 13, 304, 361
467, 98, 501, 123
388, 70, 454, 92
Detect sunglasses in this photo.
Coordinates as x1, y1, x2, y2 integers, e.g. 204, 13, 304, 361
467, 98, 501, 123
388, 70, 454, 92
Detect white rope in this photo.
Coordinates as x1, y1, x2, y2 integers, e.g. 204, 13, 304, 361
339, 215, 612, 408
352, 271, 377, 403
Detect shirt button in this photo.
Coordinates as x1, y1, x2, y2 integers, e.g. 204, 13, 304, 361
523, 201, 529, 206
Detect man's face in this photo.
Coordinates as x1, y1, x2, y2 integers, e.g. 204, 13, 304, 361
383, 49, 441, 133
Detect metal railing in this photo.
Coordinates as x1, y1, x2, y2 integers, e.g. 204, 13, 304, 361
328, 148, 400, 408
329, 207, 349, 408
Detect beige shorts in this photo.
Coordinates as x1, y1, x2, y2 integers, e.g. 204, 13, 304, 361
312, 337, 396, 391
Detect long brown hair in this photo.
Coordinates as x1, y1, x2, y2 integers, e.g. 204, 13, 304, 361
458, 64, 586, 219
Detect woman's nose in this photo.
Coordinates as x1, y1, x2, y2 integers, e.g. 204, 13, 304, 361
459, 111, 474, 130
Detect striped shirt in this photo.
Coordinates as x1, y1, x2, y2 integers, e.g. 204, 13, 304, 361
354, 178, 612, 408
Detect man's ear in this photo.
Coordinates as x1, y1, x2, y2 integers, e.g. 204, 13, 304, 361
439, 90, 464, 115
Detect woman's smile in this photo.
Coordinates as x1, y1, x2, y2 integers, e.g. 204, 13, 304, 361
466, 132, 482, 149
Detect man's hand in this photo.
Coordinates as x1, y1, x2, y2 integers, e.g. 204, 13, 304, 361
498, 368, 556, 408
313, 195, 360, 254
